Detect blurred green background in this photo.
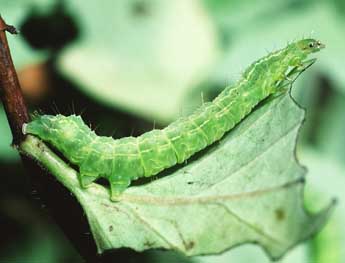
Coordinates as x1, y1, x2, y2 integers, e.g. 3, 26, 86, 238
0, 0, 344, 262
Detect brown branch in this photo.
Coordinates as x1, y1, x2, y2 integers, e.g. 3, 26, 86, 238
0, 16, 29, 145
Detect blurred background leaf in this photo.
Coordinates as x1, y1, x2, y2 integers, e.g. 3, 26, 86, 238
0, 0, 344, 262
58, 0, 218, 123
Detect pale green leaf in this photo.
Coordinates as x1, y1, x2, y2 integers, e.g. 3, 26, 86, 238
20, 93, 333, 260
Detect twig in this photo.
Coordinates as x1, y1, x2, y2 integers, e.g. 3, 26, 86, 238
0, 16, 29, 145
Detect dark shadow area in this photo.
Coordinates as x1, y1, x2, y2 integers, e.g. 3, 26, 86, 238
304, 74, 334, 145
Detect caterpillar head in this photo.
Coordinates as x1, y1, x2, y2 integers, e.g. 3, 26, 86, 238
23, 114, 85, 143
296, 39, 325, 54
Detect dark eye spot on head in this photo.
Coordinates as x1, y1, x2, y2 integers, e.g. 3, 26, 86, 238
309, 42, 315, 48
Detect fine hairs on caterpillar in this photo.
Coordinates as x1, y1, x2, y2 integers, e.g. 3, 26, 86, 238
23, 39, 325, 201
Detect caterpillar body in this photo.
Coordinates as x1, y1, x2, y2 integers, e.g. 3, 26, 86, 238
23, 39, 324, 201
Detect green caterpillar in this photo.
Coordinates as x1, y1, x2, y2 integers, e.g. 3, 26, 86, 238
23, 39, 324, 201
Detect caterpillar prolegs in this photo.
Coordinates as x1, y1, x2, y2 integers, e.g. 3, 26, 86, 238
23, 39, 325, 201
